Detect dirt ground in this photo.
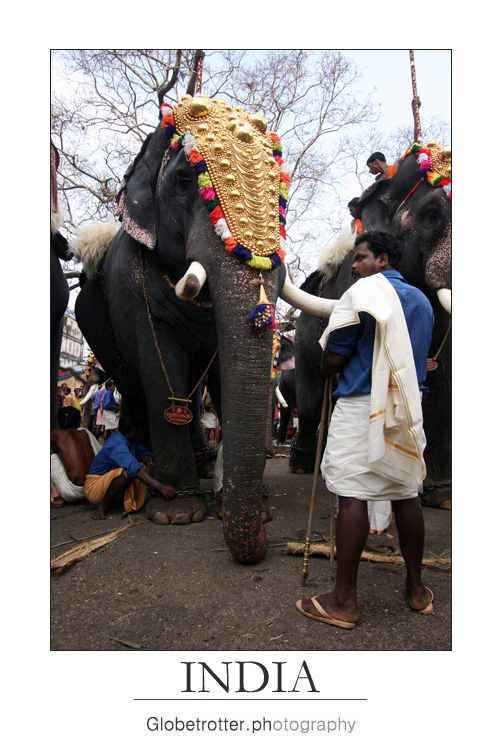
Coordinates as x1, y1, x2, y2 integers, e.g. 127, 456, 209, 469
50, 446, 451, 651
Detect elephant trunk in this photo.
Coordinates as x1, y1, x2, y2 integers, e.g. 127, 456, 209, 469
210, 252, 282, 564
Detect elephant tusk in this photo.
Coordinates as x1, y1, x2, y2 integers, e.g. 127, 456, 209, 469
436, 288, 451, 315
175, 261, 207, 301
280, 278, 337, 318
275, 385, 288, 408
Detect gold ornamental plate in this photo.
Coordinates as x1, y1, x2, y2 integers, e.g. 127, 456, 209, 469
173, 95, 282, 258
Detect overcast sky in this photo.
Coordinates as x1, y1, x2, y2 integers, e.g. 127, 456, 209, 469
343, 49, 451, 131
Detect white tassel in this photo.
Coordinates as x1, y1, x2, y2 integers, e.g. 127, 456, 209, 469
214, 218, 231, 241
51, 205, 66, 235
183, 130, 198, 156
71, 220, 121, 276
318, 232, 355, 279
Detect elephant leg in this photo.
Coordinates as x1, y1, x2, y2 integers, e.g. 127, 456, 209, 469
277, 406, 291, 444
189, 386, 215, 479
137, 338, 209, 525
145, 491, 207, 524
142, 411, 208, 525
50, 315, 64, 429
289, 359, 323, 474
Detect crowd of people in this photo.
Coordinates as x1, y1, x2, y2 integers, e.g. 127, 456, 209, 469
51, 153, 437, 629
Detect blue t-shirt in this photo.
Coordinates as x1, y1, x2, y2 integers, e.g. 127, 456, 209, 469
102, 389, 118, 412
88, 430, 153, 479
326, 270, 434, 397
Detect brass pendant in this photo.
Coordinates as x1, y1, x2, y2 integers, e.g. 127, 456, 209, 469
427, 359, 438, 371
164, 405, 193, 425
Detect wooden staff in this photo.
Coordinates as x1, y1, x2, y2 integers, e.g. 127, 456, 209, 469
186, 50, 205, 96
196, 50, 205, 94
409, 50, 422, 143
301, 376, 331, 585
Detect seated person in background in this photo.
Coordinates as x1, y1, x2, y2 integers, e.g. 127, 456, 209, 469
366, 151, 403, 181
50, 406, 102, 507
85, 413, 177, 520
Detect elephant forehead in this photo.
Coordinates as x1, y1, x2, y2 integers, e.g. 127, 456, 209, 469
173, 96, 283, 258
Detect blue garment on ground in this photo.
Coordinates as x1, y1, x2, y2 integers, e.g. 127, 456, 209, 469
325, 270, 434, 397
88, 430, 153, 479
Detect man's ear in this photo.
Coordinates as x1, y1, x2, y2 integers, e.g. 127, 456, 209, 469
377, 252, 389, 268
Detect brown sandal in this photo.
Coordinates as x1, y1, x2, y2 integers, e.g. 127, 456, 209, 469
296, 596, 357, 629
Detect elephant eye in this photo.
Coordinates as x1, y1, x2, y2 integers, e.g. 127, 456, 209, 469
175, 169, 193, 191
421, 206, 443, 231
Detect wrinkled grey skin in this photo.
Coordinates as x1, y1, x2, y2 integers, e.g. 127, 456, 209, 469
75, 122, 286, 564
291, 153, 451, 504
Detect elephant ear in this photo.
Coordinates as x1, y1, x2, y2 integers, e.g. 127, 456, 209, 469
117, 130, 166, 250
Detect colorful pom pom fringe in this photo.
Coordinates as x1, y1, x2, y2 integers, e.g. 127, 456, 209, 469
404, 142, 451, 201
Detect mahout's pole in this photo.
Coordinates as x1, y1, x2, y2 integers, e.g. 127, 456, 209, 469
301, 377, 331, 585
409, 50, 422, 143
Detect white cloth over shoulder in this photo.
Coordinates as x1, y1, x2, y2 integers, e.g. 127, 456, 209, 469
319, 273, 427, 494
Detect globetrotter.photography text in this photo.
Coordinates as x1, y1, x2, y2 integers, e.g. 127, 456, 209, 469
146, 716, 357, 735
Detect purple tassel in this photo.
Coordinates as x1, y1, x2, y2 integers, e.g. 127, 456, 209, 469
248, 303, 277, 331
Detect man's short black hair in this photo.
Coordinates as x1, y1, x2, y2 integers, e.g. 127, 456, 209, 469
105, 379, 115, 388
366, 152, 386, 166
354, 231, 402, 270
118, 413, 142, 436
347, 197, 359, 208
57, 406, 81, 429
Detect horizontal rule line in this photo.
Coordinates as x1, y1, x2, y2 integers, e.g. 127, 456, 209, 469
134, 698, 367, 701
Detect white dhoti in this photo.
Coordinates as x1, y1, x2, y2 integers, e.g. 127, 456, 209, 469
51, 454, 87, 502
105, 410, 120, 430
321, 395, 419, 502
50, 429, 102, 503
213, 442, 223, 493
202, 410, 218, 429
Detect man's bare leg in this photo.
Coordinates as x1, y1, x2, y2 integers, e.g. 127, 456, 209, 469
92, 470, 130, 520
299, 496, 369, 624
392, 496, 433, 611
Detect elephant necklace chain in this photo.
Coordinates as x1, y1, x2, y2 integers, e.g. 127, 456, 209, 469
140, 251, 218, 425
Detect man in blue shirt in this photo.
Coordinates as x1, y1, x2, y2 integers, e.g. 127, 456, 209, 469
85, 413, 176, 519
296, 231, 435, 629
102, 379, 120, 441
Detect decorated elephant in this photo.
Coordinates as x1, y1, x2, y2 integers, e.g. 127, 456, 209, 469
51, 140, 72, 429
291, 141, 451, 507
73, 94, 334, 564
